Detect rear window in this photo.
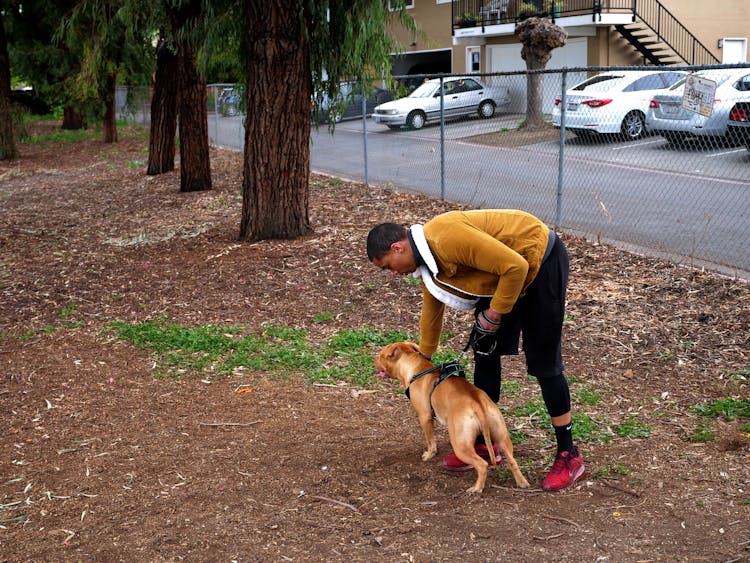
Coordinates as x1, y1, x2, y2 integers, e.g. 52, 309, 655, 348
572, 75, 626, 92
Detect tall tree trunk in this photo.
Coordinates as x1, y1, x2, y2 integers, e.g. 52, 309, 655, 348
62, 105, 87, 130
0, 12, 18, 161
240, 0, 311, 241
147, 35, 178, 175
515, 17, 566, 129
175, 1, 211, 193
103, 72, 118, 143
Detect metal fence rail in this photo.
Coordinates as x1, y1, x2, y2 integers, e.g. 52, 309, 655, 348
117, 64, 750, 278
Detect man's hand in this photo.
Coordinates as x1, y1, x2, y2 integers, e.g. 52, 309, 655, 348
468, 309, 501, 356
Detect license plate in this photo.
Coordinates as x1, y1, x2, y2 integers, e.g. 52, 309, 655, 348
567, 103, 578, 111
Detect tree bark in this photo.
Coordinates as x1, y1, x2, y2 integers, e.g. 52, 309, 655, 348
515, 17, 566, 129
103, 72, 118, 143
240, 0, 311, 241
147, 35, 178, 175
62, 105, 87, 130
0, 12, 18, 160
176, 8, 211, 193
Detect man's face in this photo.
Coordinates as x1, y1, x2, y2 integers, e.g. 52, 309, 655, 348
372, 241, 416, 276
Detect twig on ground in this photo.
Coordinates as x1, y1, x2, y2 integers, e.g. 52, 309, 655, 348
310, 495, 359, 512
199, 421, 261, 427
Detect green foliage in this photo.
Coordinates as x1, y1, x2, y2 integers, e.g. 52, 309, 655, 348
592, 464, 629, 479
307, 0, 421, 126
573, 413, 612, 443
575, 388, 602, 406
614, 417, 651, 439
107, 317, 411, 385
688, 419, 715, 443
691, 398, 750, 421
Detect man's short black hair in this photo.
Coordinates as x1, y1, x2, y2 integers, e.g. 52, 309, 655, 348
366, 223, 408, 261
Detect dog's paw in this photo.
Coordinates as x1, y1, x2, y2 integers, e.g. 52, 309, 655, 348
421, 450, 436, 461
466, 485, 484, 494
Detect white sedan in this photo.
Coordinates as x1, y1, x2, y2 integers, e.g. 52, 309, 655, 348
552, 70, 687, 140
372, 76, 510, 130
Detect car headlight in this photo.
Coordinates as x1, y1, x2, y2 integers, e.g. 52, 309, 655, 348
377, 109, 398, 115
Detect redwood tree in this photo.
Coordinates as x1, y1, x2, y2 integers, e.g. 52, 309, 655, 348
0, 10, 18, 160
175, 0, 211, 192
147, 34, 178, 175
515, 16, 566, 129
240, 0, 416, 241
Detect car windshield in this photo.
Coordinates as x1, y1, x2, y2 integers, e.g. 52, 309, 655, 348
408, 82, 438, 98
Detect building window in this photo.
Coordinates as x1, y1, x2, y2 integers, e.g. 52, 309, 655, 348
390, 0, 415, 9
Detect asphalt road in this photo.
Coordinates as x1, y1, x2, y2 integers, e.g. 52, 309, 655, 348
208, 112, 750, 277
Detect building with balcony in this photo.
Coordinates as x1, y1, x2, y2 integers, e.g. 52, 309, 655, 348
387, 0, 747, 113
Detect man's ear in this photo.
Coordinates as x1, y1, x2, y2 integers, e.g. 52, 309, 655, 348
390, 241, 405, 253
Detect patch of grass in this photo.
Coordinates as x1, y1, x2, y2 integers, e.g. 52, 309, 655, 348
501, 380, 521, 398
592, 464, 630, 479
22, 128, 97, 144
573, 413, 612, 443
614, 417, 651, 439
691, 397, 750, 421
108, 318, 412, 385
687, 420, 715, 443
575, 388, 602, 406
312, 312, 334, 323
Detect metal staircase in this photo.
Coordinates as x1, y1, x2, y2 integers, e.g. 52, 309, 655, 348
615, 0, 719, 66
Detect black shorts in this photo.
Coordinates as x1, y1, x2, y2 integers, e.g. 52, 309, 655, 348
477, 234, 569, 379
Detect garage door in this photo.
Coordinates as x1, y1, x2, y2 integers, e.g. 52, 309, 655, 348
487, 38, 587, 113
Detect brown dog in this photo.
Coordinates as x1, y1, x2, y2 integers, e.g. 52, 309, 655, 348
375, 341, 529, 494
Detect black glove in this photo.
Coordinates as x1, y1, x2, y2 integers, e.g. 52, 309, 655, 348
468, 319, 498, 357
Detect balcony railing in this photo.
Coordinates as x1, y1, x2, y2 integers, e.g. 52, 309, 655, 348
452, 0, 615, 30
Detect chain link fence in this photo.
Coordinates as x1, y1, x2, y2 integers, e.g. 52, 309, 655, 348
117, 65, 750, 278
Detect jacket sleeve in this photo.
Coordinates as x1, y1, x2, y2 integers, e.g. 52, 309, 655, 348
418, 285, 445, 357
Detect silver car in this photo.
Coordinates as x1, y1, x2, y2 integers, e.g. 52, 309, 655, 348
371, 77, 510, 130
646, 68, 750, 145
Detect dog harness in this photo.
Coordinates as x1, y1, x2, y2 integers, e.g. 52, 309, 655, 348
404, 361, 467, 402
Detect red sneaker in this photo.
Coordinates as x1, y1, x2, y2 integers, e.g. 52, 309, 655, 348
542, 447, 585, 491
441, 443, 502, 472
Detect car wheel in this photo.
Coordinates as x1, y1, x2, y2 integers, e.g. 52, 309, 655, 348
620, 111, 645, 140
407, 110, 426, 130
478, 100, 495, 119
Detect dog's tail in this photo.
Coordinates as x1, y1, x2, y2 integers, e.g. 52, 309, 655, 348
480, 418, 498, 468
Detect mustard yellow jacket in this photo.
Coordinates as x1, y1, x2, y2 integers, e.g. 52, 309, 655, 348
419, 209, 550, 356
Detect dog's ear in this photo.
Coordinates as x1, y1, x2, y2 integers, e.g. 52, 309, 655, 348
387, 343, 402, 362
408, 342, 421, 354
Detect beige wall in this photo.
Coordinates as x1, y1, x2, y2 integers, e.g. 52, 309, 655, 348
659, 0, 750, 61
389, 0, 749, 74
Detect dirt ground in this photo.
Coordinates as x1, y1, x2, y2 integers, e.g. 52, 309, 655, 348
1, 124, 749, 562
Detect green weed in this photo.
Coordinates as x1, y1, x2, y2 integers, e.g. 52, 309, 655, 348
691, 397, 750, 421
614, 417, 651, 439
592, 464, 629, 479
573, 413, 612, 443
108, 318, 410, 386
575, 388, 602, 406
688, 423, 715, 443
312, 312, 334, 323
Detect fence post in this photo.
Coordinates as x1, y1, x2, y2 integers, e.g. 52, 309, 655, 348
362, 86, 369, 187
555, 69, 567, 231
440, 76, 446, 201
